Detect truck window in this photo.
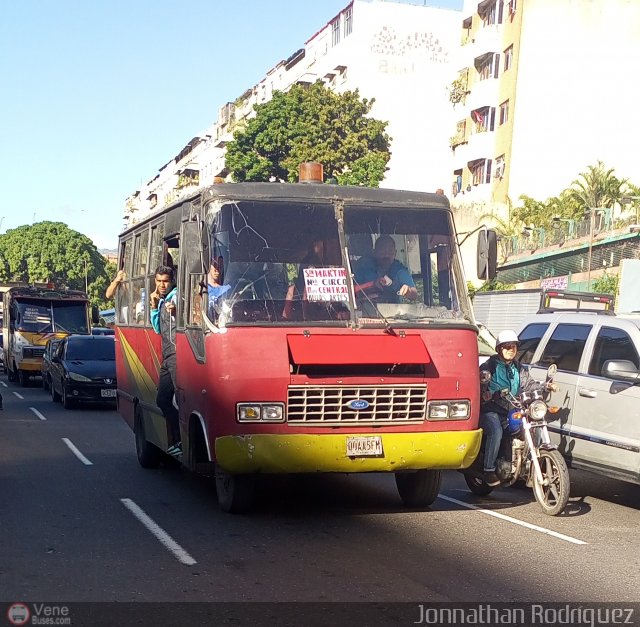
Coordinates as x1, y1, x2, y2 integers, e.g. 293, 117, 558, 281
517, 323, 549, 364
538, 323, 591, 372
588, 326, 640, 377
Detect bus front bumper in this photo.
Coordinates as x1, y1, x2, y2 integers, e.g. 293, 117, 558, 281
215, 430, 482, 474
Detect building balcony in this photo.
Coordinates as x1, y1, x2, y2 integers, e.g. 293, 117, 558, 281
466, 77, 499, 113
470, 23, 501, 57
465, 128, 495, 162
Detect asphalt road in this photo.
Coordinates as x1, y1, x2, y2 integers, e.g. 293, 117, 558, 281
1, 374, 639, 608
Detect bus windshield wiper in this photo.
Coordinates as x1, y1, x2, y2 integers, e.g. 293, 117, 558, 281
352, 278, 397, 336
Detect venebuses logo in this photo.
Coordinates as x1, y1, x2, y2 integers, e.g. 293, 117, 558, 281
7, 603, 30, 626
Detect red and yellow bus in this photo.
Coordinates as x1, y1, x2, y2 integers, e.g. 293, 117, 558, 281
115, 179, 495, 512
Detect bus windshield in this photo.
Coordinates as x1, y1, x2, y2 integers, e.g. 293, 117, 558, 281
205, 199, 472, 326
16, 300, 89, 334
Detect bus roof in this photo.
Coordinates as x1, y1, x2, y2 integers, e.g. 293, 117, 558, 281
120, 182, 451, 237
4, 285, 89, 301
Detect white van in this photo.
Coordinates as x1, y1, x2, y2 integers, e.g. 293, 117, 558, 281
516, 311, 640, 486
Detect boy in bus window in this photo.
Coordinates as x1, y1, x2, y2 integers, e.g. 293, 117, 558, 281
353, 235, 417, 303
207, 256, 231, 318
150, 265, 181, 457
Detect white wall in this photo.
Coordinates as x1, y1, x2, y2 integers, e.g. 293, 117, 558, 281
509, 0, 640, 202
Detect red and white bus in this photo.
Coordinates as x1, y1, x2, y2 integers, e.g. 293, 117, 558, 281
115, 179, 495, 512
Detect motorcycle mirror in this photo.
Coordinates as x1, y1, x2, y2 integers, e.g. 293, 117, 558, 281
480, 370, 491, 383
546, 364, 558, 378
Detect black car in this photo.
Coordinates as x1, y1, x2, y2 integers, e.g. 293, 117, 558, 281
49, 335, 117, 409
41, 338, 62, 391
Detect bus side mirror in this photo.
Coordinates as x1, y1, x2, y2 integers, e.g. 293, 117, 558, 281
91, 305, 100, 325
477, 229, 497, 280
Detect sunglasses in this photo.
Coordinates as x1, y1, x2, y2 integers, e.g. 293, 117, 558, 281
500, 343, 518, 350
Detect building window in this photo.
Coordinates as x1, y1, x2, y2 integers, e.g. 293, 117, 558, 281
494, 155, 505, 179
470, 159, 492, 186
480, 1, 501, 26
344, 6, 353, 37
499, 100, 509, 125
507, 0, 517, 19
332, 17, 340, 46
504, 45, 513, 71
472, 107, 495, 133
476, 53, 500, 81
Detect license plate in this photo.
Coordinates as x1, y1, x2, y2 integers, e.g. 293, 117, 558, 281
101, 389, 116, 398
346, 436, 383, 457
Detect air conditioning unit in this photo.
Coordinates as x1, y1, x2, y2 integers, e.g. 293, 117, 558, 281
629, 224, 640, 233
494, 165, 504, 179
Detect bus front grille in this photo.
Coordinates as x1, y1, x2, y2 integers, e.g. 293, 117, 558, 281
287, 384, 427, 425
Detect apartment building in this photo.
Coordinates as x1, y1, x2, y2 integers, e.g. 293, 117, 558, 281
450, 0, 640, 235
123, 0, 460, 227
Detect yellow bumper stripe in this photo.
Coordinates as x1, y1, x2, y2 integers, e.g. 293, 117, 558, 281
215, 430, 481, 474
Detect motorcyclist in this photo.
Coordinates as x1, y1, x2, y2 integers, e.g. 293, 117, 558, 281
478, 330, 530, 487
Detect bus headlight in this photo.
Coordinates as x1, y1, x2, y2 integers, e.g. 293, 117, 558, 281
427, 400, 471, 420
529, 400, 548, 420
237, 403, 285, 423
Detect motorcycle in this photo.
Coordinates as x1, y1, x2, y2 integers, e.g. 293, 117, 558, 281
463, 364, 570, 516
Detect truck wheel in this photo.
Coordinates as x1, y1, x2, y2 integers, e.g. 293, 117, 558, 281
395, 469, 442, 507
215, 467, 255, 514
18, 369, 28, 387
134, 407, 162, 469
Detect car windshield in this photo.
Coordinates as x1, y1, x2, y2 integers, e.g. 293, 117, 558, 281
66, 340, 115, 361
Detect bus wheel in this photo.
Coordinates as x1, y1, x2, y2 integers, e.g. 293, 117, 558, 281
215, 468, 255, 514
134, 407, 162, 469
395, 469, 442, 508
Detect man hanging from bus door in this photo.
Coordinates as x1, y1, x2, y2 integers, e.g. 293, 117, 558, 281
150, 264, 181, 457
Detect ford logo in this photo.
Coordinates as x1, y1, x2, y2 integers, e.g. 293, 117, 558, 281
348, 399, 370, 411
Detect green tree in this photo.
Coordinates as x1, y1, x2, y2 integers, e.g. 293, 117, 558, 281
568, 161, 627, 213
591, 272, 619, 296
0, 221, 110, 308
225, 81, 392, 186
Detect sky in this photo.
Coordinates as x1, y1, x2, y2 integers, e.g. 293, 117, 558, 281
0, 0, 463, 251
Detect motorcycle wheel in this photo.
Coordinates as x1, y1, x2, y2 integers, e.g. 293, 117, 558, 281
532, 449, 570, 516
464, 472, 494, 496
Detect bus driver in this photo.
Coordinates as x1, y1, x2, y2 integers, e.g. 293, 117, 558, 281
353, 235, 417, 304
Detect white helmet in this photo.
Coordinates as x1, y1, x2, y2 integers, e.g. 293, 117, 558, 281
496, 330, 519, 347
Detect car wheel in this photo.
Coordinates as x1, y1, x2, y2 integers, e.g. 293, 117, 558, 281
51, 379, 61, 403
42, 374, 49, 391
62, 386, 75, 409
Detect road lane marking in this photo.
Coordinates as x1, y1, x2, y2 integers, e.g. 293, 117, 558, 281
12, 392, 24, 399
438, 494, 587, 545
120, 498, 197, 566
62, 438, 93, 466
30, 407, 47, 421
0, 381, 7, 387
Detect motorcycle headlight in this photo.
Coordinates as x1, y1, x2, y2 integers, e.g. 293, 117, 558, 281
529, 400, 548, 420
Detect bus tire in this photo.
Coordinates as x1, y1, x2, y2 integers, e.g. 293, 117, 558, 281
134, 407, 162, 469
215, 467, 255, 514
395, 469, 442, 508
